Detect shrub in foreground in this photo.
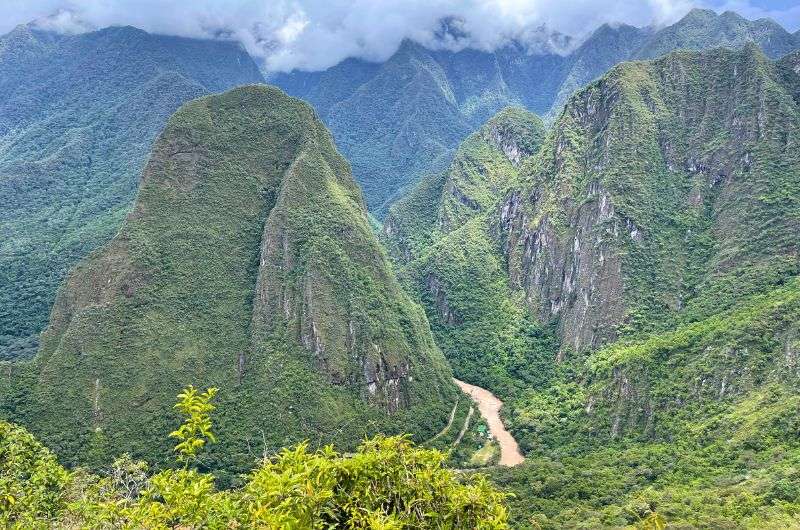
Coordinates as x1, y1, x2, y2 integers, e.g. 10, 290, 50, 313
0, 385, 509, 529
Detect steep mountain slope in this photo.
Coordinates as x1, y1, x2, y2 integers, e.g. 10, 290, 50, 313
272, 38, 566, 216
0, 24, 265, 360
266, 57, 381, 120
0, 85, 456, 475
546, 23, 652, 118
389, 41, 800, 380
274, 9, 799, 217
501, 43, 799, 358
384, 108, 553, 397
389, 44, 800, 528
323, 40, 478, 214
636, 8, 798, 60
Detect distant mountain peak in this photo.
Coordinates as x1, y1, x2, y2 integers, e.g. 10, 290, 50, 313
422, 17, 572, 56
395, 37, 428, 55
433, 16, 470, 45
636, 5, 797, 60
683, 7, 719, 20
595, 21, 638, 32
580, 21, 649, 46
720, 9, 746, 19
516, 24, 574, 55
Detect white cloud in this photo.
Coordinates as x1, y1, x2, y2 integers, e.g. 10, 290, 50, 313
31, 8, 93, 33
1, 0, 797, 72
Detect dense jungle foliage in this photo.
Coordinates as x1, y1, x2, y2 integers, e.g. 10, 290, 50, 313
0, 387, 509, 529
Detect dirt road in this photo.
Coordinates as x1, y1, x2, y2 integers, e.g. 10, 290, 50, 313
453, 378, 524, 467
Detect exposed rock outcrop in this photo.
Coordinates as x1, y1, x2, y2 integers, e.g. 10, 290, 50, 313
500, 44, 800, 359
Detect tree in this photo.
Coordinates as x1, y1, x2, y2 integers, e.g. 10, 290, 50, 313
1, 386, 512, 528
0, 421, 69, 528
168, 385, 218, 465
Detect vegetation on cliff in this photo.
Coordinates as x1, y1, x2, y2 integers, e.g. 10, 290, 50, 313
386, 45, 800, 528
0, 85, 456, 478
0, 24, 265, 360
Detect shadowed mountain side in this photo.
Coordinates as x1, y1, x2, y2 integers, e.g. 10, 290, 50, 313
0, 24, 266, 360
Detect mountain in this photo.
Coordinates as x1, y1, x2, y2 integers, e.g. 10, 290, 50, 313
271, 37, 567, 216
0, 85, 456, 476
320, 40, 478, 215
500, 43, 800, 358
266, 57, 381, 119
388, 44, 800, 528
546, 23, 652, 118
384, 107, 554, 398
497, 48, 800, 530
554, 9, 799, 115
390, 39, 800, 368
273, 9, 800, 218
636, 8, 799, 60
0, 24, 265, 361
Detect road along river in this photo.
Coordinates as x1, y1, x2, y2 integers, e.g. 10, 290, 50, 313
453, 378, 524, 466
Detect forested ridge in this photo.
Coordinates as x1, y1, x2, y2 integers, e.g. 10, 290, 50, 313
2, 6, 800, 529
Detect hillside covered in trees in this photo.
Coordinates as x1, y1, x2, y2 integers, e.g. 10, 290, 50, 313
2, 4, 800, 529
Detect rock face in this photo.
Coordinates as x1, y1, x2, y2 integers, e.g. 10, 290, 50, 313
500, 44, 800, 358
546, 46, 800, 440
2, 86, 455, 470
501, 181, 627, 358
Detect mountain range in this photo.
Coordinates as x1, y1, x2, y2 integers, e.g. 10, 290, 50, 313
385, 42, 800, 527
3, 8, 798, 363
273, 8, 800, 216
1, 6, 800, 528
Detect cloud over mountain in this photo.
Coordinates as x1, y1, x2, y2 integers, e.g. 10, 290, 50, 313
2, 0, 798, 71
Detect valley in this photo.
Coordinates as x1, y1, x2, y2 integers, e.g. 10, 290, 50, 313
1, 3, 800, 529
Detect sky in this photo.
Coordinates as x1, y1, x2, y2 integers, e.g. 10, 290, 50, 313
2, 0, 799, 72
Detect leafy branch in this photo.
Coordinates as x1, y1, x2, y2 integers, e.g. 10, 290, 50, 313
168, 386, 218, 466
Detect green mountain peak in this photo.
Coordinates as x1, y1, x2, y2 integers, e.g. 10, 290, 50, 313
2, 85, 456, 473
